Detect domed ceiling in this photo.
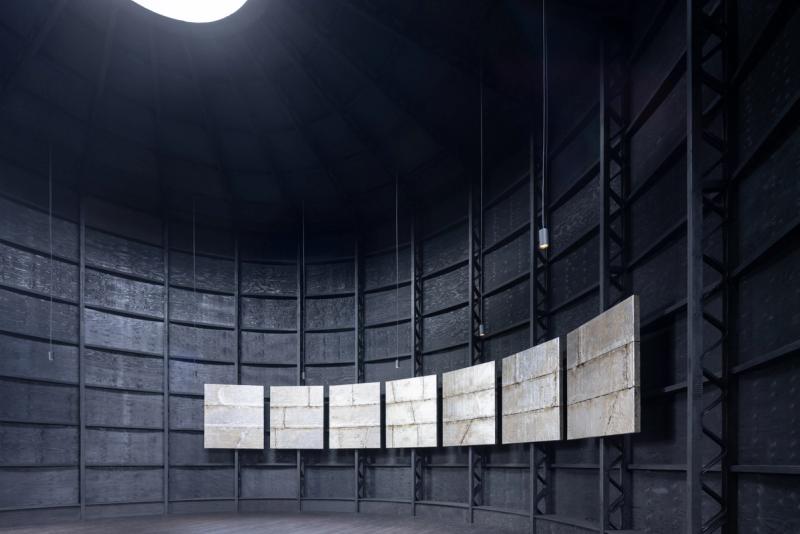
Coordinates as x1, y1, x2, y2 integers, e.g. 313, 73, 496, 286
0, 0, 618, 230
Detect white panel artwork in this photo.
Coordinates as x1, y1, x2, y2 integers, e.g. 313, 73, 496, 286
329, 382, 381, 449
385, 374, 437, 448
502, 337, 563, 444
566, 295, 640, 439
204, 384, 264, 449
269, 385, 324, 449
442, 361, 496, 446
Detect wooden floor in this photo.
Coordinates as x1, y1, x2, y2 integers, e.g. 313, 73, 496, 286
0, 512, 514, 533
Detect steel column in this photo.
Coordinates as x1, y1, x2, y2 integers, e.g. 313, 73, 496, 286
78, 196, 86, 518
530, 129, 553, 533
233, 236, 240, 511
410, 214, 424, 515
686, 0, 733, 532
598, 23, 633, 533
467, 178, 485, 521
162, 214, 170, 513
297, 213, 306, 511
354, 237, 365, 511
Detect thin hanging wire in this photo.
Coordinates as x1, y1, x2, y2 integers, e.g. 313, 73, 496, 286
479, 55, 485, 334
301, 201, 306, 382
541, 0, 549, 229
48, 145, 54, 361
394, 174, 400, 369
192, 196, 198, 361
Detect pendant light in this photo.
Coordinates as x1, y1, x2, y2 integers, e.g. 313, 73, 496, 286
538, 0, 550, 251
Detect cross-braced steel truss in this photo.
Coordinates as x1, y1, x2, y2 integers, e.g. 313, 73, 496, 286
686, 0, 733, 532
599, 22, 633, 533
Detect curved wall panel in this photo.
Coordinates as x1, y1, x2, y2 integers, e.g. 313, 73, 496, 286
0, 2, 799, 531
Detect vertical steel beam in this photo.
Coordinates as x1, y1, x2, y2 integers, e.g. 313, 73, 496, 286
410, 213, 424, 515
354, 237, 365, 511
297, 213, 306, 511
467, 177, 485, 521
530, 128, 553, 532
162, 214, 170, 513
686, 0, 732, 532
598, 22, 633, 533
78, 196, 86, 518
233, 236, 240, 511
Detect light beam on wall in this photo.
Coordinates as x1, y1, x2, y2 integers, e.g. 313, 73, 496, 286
129, 0, 248, 23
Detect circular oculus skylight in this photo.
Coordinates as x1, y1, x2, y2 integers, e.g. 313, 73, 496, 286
129, 0, 249, 23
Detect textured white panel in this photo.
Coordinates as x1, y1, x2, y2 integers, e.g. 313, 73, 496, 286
502, 337, 563, 444
442, 361, 496, 446
566, 295, 640, 439
329, 382, 381, 449
385, 374, 437, 448
269, 385, 324, 449
204, 384, 264, 449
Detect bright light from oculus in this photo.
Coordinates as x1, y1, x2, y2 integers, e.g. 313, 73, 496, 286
129, 0, 248, 23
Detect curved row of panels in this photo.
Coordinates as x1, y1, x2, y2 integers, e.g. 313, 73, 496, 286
205, 295, 641, 450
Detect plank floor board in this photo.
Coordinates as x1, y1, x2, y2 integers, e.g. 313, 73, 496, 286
0, 512, 513, 533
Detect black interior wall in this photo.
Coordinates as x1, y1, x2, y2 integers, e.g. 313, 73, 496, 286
0, 0, 799, 532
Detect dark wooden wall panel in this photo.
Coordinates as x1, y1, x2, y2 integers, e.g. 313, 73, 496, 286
363, 358, 410, 383
305, 331, 354, 364
240, 331, 296, 365
364, 466, 411, 500
240, 297, 296, 330
168, 288, 235, 327
84, 309, 163, 355
0, 196, 78, 260
553, 469, 597, 522
85, 229, 164, 282
364, 247, 411, 290
550, 180, 598, 255
85, 429, 163, 466
549, 236, 598, 307
484, 232, 530, 293
422, 267, 467, 315
483, 327, 529, 363
364, 286, 411, 325
737, 358, 800, 465
169, 431, 233, 466
240, 262, 296, 296
169, 251, 234, 294
306, 261, 354, 295
169, 324, 235, 363
85, 468, 163, 505
422, 346, 467, 376
0, 334, 79, 384
364, 322, 411, 360
169, 360, 235, 396
168, 396, 203, 431
0, 242, 78, 301
305, 296, 354, 330
170, 222, 234, 259
304, 467, 355, 499
630, 471, 685, 534
85, 270, 164, 319
240, 467, 297, 499
0, 468, 78, 508
484, 279, 529, 333
84, 198, 161, 246
484, 185, 529, 249
0, 379, 78, 424
85, 349, 163, 392
0, 288, 78, 344
169, 467, 234, 500
422, 225, 467, 277
422, 467, 467, 503
0, 424, 78, 465
85, 389, 163, 429
305, 364, 354, 386
737, 474, 800, 534
422, 306, 468, 353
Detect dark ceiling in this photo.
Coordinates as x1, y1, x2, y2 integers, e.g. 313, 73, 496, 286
0, 0, 619, 231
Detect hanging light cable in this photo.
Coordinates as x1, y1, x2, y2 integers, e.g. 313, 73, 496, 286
48, 144, 54, 361
478, 58, 486, 338
538, 0, 550, 251
394, 174, 400, 369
